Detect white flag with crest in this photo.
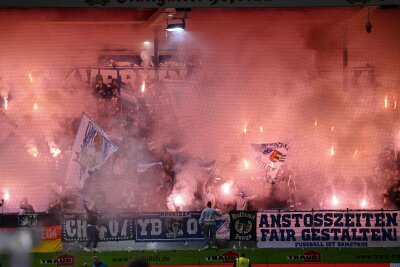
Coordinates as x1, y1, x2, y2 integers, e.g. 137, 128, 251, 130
251, 142, 290, 179
64, 113, 118, 189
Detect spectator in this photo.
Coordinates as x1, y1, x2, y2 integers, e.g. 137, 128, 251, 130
83, 201, 100, 252
95, 78, 108, 100
236, 192, 257, 211
128, 258, 149, 267
109, 79, 120, 98
203, 183, 216, 208
92, 256, 107, 267
199, 201, 223, 249
19, 197, 35, 214
233, 253, 251, 267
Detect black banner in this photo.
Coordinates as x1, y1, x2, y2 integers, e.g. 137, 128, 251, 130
0, 213, 60, 228
229, 211, 257, 241
62, 213, 135, 242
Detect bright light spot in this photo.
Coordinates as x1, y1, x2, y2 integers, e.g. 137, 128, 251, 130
331, 126, 334, 132
243, 159, 249, 169
330, 146, 335, 156
4, 191, 10, 201
243, 125, 247, 135
167, 27, 185, 32
221, 181, 233, 195
4, 98, 8, 110
27, 146, 39, 158
314, 120, 317, 127
354, 149, 358, 157
360, 198, 368, 208
173, 195, 184, 206
331, 195, 339, 206
28, 73, 34, 82
50, 146, 62, 158
143, 41, 150, 45
384, 97, 388, 109
141, 82, 145, 93
394, 101, 397, 110
33, 103, 38, 111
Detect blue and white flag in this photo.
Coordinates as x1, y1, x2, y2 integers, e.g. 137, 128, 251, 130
251, 142, 290, 179
64, 113, 118, 189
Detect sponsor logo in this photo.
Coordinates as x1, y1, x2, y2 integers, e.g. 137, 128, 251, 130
40, 254, 75, 266
287, 250, 321, 263
17, 214, 38, 226
206, 251, 240, 263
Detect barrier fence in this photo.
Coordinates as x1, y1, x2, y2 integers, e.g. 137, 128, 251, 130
0, 209, 399, 253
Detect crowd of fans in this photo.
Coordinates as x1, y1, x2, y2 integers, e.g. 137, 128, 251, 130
30, 67, 400, 215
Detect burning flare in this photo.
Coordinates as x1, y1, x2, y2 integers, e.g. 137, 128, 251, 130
4, 98, 8, 110
33, 103, 38, 111
384, 96, 388, 109
331, 195, 339, 206
354, 149, 358, 157
50, 146, 61, 158
360, 198, 368, 208
27, 145, 39, 158
173, 195, 184, 206
330, 145, 335, 156
394, 101, 397, 110
46, 137, 61, 158
28, 73, 33, 82
141, 82, 145, 93
221, 181, 233, 194
243, 159, 249, 169
259, 126, 263, 133
331, 126, 334, 132
314, 120, 317, 127
4, 191, 10, 201
243, 125, 247, 135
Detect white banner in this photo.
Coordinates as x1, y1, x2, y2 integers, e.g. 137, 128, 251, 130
64, 113, 118, 189
257, 210, 400, 248
251, 142, 289, 178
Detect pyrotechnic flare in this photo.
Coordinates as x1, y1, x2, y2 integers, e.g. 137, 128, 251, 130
360, 198, 367, 208
141, 82, 145, 93
384, 97, 388, 109
33, 103, 38, 111
243, 159, 249, 169
173, 195, 184, 206
221, 181, 233, 194
331, 126, 334, 132
243, 125, 247, 135
314, 120, 317, 127
4, 98, 7, 110
28, 73, 33, 82
4, 191, 9, 201
50, 146, 61, 158
27, 145, 39, 158
394, 101, 397, 110
259, 126, 263, 133
330, 145, 334, 156
354, 149, 358, 157
331, 195, 339, 206
46, 136, 61, 158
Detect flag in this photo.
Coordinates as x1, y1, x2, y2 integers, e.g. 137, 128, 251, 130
64, 113, 118, 189
251, 142, 290, 179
